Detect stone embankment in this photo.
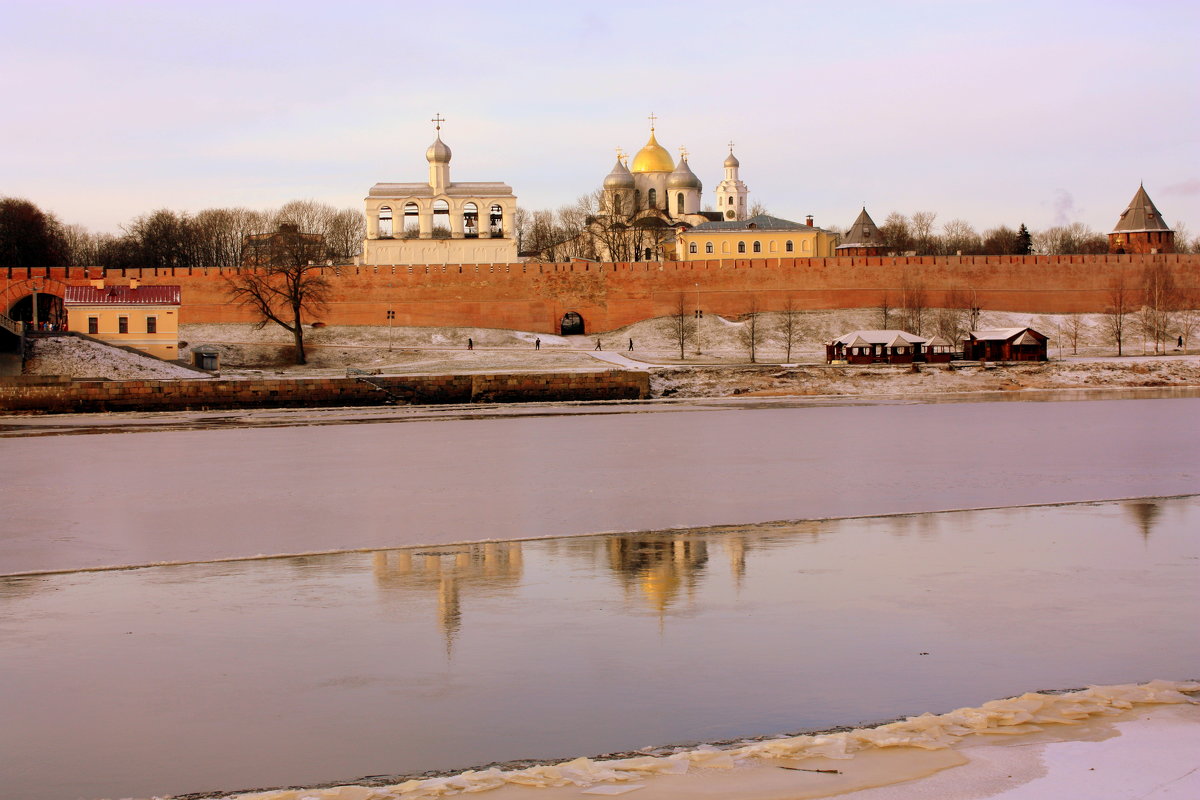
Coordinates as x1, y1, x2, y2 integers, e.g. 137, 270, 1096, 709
0, 370, 650, 414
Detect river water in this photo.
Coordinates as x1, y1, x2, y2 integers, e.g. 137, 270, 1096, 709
2, 394, 1199, 574
1, 393, 1198, 799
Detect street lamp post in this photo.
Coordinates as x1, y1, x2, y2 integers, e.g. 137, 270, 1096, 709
386, 310, 395, 351
30, 284, 40, 330
694, 283, 701, 355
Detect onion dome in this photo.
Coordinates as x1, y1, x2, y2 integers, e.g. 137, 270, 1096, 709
667, 156, 702, 190
631, 131, 675, 173
426, 135, 452, 164
724, 150, 740, 168
603, 157, 635, 189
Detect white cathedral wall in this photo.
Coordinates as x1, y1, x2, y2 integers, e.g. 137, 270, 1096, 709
363, 237, 518, 266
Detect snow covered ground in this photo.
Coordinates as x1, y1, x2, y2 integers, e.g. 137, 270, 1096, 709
23, 335, 207, 380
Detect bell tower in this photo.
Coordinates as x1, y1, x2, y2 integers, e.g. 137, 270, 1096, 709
714, 142, 749, 221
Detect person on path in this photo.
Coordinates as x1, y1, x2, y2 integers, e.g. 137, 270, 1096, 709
628, 338, 634, 351
467, 337, 473, 351
535, 338, 541, 350
595, 340, 602, 351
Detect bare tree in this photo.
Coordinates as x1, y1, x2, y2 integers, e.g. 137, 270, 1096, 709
659, 292, 693, 360
227, 226, 330, 364
880, 213, 913, 254
777, 295, 803, 362
1059, 314, 1088, 355
1137, 262, 1180, 354
1175, 290, 1199, 351
877, 291, 893, 329
1101, 273, 1132, 356
910, 211, 938, 254
898, 272, 928, 335
747, 200, 769, 218
940, 219, 981, 255
738, 296, 765, 363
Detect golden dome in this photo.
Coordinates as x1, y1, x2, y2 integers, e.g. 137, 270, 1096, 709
631, 131, 675, 173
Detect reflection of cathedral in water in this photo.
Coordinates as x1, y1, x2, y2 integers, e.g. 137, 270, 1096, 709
372, 542, 522, 651
606, 534, 739, 614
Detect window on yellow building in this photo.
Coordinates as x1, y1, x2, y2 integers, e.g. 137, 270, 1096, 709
88, 317, 98, 334
688, 242, 697, 254
118, 316, 128, 334
705, 242, 714, 254
146, 317, 157, 334
738, 242, 746, 254
769, 241, 777, 252
752, 241, 761, 253
785, 240, 794, 252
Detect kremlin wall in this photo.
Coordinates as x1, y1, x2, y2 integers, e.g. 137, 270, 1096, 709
4, 253, 1197, 336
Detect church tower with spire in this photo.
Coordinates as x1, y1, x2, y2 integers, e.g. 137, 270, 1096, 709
714, 144, 749, 221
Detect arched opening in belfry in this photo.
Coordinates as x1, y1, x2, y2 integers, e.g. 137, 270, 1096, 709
611, 194, 623, 215
462, 203, 479, 238
489, 205, 504, 237
378, 206, 393, 238
403, 203, 420, 238
560, 311, 585, 336
432, 200, 452, 238
676, 193, 684, 215
647, 188, 657, 209
8, 292, 65, 329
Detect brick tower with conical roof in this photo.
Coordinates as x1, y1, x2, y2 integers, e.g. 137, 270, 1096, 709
1109, 184, 1174, 254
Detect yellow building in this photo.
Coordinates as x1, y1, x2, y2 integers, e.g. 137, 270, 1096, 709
64, 281, 181, 360
675, 214, 840, 260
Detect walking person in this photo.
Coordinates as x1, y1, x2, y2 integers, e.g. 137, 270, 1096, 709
594, 339, 602, 351
628, 338, 634, 351
467, 337, 473, 351
535, 338, 540, 350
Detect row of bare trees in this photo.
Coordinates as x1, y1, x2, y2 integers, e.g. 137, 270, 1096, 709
660, 294, 810, 363
1, 197, 364, 270
1101, 264, 1198, 356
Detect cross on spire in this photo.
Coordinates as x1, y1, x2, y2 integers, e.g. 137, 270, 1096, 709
431, 113, 445, 132
647, 112, 657, 131
616, 147, 626, 162
679, 146, 689, 160
727, 140, 735, 152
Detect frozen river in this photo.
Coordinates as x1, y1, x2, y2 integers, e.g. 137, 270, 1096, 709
2, 393, 1199, 574
2, 497, 1198, 800
1, 392, 1198, 800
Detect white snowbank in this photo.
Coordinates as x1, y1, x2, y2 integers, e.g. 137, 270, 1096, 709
168, 679, 1198, 800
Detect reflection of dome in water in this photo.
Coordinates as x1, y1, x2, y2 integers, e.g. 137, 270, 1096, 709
631, 131, 675, 173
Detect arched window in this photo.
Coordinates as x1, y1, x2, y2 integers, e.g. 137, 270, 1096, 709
752, 241, 761, 253
378, 206, 393, 238
644, 247, 653, 260
722, 241, 730, 253
403, 203, 419, 238
688, 242, 697, 254
432, 199, 451, 238
633, 189, 641, 210
769, 241, 777, 252
612, 194, 623, 215
785, 240, 794, 252
647, 188, 657, 209
802, 239, 810, 252
705, 242, 714, 254
463, 202, 478, 237
728, 197, 734, 205
490, 204, 504, 237
676, 193, 684, 214
737, 241, 746, 254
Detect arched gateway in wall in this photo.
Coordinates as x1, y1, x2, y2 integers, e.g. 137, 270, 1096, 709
560, 312, 584, 336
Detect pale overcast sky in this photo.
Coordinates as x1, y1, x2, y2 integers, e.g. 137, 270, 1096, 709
2, 0, 1197, 236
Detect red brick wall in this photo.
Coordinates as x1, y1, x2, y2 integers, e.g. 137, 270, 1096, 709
5, 254, 1197, 335
0, 370, 650, 413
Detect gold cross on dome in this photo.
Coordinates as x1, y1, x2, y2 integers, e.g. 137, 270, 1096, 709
727, 140, 735, 152
647, 112, 657, 131
616, 147, 626, 162
431, 113, 445, 131
679, 146, 689, 160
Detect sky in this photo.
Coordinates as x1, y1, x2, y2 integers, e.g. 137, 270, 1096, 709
1, 0, 1197, 237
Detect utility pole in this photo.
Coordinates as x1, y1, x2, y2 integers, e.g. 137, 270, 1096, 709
694, 282, 702, 355
386, 310, 395, 351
